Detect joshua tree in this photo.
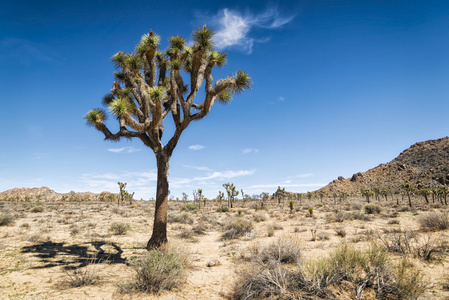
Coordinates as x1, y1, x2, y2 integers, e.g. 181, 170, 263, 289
193, 190, 200, 209
198, 188, 204, 207
361, 188, 374, 203
317, 190, 325, 203
223, 182, 239, 208
418, 188, 430, 204
182, 192, 188, 202
401, 183, 414, 208
372, 187, 380, 201
438, 186, 448, 205
217, 191, 224, 207
85, 27, 251, 249
117, 182, 127, 206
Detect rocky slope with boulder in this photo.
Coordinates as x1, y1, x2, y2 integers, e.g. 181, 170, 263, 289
0, 186, 117, 202
319, 137, 449, 196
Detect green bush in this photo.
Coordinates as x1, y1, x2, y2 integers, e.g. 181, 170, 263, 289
30, 205, 44, 213
109, 222, 131, 235
222, 217, 253, 240
126, 248, 184, 293
0, 213, 14, 226
233, 243, 426, 299
216, 206, 229, 212
419, 211, 449, 231
168, 212, 193, 224
181, 204, 199, 212
364, 204, 382, 214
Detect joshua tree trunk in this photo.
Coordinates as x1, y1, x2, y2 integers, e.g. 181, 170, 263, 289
147, 152, 170, 249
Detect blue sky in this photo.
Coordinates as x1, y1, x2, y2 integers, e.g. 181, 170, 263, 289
1, 0, 449, 200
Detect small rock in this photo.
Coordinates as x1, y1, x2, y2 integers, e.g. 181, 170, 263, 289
206, 259, 220, 267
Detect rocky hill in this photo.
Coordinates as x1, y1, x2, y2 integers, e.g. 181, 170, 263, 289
318, 137, 449, 196
0, 187, 117, 202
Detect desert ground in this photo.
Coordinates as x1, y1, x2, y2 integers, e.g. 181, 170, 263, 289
0, 197, 448, 299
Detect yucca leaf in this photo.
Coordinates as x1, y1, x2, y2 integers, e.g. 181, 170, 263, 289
121, 87, 133, 95
192, 26, 214, 49
85, 109, 107, 126
136, 32, 160, 56
208, 51, 227, 67
111, 51, 128, 69
218, 89, 232, 104
170, 59, 182, 71
169, 35, 186, 51
109, 98, 133, 118
102, 93, 115, 106
232, 71, 252, 94
148, 86, 165, 101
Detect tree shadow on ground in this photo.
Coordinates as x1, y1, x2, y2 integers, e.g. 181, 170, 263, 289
21, 240, 126, 270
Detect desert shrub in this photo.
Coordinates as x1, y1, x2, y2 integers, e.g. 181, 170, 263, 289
380, 231, 447, 261
181, 204, 198, 212
334, 226, 346, 237
350, 211, 372, 221
110, 206, 125, 215
109, 222, 131, 235
124, 248, 184, 294
61, 262, 100, 287
178, 229, 194, 239
233, 243, 425, 299
388, 219, 400, 225
307, 207, 313, 217
232, 261, 291, 300
253, 211, 267, 222
70, 225, 81, 236
0, 213, 15, 226
248, 237, 301, 264
168, 212, 193, 225
327, 211, 349, 223
393, 259, 426, 299
30, 205, 44, 213
192, 222, 207, 235
216, 206, 229, 212
222, 217, 253, 240
352, 201, 363, 210
419, 211, 449, 231
364, 204, 382, 214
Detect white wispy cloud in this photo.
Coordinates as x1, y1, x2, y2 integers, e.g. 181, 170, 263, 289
170, 169, 255, 189
201, 6, 295, 54
107, 147, 141, 153
183, 165, 212, 171
188, 145, 205, 151
242, 148, 259, 154
249, 183, 326, 189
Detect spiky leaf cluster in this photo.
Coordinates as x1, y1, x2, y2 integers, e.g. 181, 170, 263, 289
86, 26, 251, 155
85, 109, 107, 126
109, 98, 134, 118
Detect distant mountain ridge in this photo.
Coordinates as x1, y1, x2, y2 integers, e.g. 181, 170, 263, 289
0, 187, 117, 202
319, 136, 449, 196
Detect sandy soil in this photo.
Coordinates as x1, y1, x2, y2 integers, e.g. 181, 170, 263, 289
0, 198, 448, 299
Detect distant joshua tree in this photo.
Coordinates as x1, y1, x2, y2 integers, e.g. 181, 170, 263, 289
223, 183, 239, 208
85, 27, 251, 248
401, 183, 414, 208
418, 188, 430, 204
117, 182, 127, 206
361, 188, 374, 203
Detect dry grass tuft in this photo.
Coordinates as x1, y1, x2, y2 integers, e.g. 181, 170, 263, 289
119, 246, 185, 294
419, 211, 449, 231
222, 217, 253, 240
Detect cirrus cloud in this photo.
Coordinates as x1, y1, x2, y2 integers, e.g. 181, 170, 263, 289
197, 6, 295, 54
